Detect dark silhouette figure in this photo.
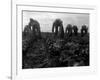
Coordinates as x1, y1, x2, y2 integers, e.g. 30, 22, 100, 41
24, 25, 31, 33
65, 24, 73, 37
22, 18, 41, 58
81, 25, 88, 36
52, 19, 64, 38
72, 25, 78, 36
28, 18, 41, 38
23, 25, 31, 36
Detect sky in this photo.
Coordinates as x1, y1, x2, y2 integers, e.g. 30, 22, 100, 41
23, 11, 89, 32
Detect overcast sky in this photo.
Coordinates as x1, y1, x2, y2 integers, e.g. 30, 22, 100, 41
23, 11, 89, 32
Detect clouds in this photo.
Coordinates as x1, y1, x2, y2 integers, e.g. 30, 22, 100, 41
23, 11, 89, 32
